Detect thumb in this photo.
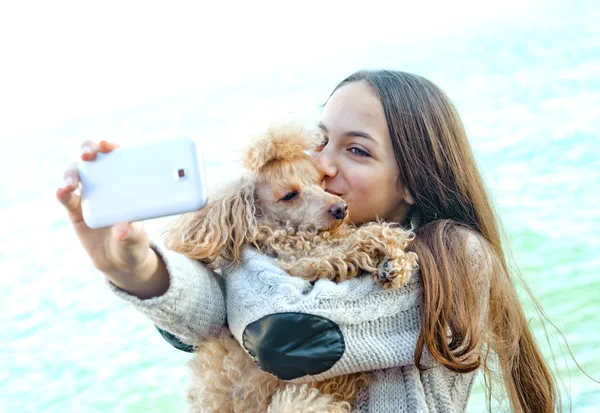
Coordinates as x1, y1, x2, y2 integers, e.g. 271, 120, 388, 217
109, 221, 150, 269
112, 221, 147, 245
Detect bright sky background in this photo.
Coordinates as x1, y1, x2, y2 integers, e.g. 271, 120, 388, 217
1, 0, 545, 139
1, 4, 598, 411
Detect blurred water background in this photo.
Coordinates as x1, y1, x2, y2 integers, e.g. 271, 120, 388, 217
1, 0, 598, 411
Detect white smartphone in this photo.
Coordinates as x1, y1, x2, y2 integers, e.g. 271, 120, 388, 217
78, 137, 208, 229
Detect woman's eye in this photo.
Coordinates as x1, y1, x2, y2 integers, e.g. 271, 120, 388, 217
280, 191, 299, 202
349, 147, 370, 157
319, 136, 329, 148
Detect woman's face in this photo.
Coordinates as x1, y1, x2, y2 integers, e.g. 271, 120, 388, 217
313, 80, 413, 225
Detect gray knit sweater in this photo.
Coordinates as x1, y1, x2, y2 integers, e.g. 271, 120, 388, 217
108, 239, 490, 412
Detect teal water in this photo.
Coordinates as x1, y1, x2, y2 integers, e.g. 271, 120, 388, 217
1, 2, 599, 412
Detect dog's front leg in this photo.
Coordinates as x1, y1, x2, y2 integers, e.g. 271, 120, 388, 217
351, 225, 418, 289
280, 253, 355, 283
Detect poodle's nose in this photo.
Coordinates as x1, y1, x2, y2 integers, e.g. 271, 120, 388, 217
329, 202, 348, 220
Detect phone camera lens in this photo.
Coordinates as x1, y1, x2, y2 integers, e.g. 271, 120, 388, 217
177, 168, 186, 178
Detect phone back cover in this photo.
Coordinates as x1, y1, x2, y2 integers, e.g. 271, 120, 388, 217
79, 138, 208, 229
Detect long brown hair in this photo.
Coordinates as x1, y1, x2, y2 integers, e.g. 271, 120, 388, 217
332, 70, 559, 412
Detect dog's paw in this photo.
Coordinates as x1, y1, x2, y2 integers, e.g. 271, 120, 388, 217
376, 256, 411, 289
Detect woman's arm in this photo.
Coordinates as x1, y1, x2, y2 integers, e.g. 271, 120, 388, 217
107, 240, 228, 346
225, 248, 429, 382
226, 233, 492, 382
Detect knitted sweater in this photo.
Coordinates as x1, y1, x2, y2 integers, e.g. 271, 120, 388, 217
108, 238, 490, 412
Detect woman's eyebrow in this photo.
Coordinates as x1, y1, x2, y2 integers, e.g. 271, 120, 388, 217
345, 131, 374, 142
318, 122, 374, 142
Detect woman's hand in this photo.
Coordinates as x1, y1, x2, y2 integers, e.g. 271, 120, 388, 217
55, 140, 169, 298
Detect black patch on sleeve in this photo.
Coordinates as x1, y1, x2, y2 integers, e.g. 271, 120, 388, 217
242, 312, 345, 380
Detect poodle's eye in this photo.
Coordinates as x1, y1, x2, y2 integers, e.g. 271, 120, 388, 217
280, 191, 299, 202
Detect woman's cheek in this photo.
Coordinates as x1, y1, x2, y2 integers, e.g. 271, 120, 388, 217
346, 174, 370, 220
347, 169, 369, 197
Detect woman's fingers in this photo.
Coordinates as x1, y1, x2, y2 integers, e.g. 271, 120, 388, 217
58, 140, 122, 226
62, 162, 79, 190
80, 140, 99, 161
80, 140, 120, 161
56, 188, 84, 225
98, 140, 120, 152
56, 162, 83, 224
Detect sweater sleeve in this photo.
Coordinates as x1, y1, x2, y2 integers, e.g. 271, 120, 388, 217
226, 233, 492, 382
106, 239, 228, 346
225, 248, 430, 382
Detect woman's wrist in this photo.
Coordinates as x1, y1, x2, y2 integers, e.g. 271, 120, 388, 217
106, 248, 171, 299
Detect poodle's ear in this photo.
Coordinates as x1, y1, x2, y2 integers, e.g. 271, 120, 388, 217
162, 178, 258, 265
242, 122, 320, 172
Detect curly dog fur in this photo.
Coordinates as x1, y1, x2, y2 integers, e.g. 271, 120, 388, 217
162, 122, 418, 413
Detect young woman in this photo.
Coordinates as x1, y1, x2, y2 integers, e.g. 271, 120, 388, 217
56, 70, 559, 412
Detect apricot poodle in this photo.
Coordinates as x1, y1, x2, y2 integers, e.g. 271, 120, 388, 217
162, 122, 418, 413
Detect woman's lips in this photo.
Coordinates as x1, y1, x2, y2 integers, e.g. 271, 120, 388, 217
325, 189, 342, 196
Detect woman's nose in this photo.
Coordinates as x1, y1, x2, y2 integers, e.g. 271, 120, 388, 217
314, 149, 337, 177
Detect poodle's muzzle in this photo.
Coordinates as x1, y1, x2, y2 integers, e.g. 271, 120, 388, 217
329, 202, 348, 220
